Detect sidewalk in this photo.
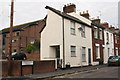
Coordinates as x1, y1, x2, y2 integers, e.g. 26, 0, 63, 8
2, 64, 107, 80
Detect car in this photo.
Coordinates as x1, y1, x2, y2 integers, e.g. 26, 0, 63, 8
7, 52, 27, 60
108, 56, 120, 66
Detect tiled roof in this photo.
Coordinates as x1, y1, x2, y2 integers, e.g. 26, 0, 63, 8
91, 22, 105, 29
1, 20, 40, 34
45, 6, 91, 27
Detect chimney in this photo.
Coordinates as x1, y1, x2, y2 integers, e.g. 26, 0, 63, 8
91, 16, 100, 24
63, 3, 76, 13
109, 25, 115, 31
101, 22, 109, 28
80, 10, 90, 19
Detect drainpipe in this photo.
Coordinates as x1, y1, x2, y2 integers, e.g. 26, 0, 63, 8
62, 17, 65, 68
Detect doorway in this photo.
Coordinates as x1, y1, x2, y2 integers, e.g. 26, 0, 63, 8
88, 48, 91, 65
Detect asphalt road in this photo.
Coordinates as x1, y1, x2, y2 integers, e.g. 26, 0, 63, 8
54, 66, 119, 78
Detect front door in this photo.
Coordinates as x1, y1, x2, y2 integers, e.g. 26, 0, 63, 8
88, 48, 91, 65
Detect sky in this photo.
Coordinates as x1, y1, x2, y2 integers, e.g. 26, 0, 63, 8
0, 0, 119, 30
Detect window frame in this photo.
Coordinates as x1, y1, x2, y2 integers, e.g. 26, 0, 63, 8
70, 21, 76, 35
81, 25, 85, 38
94, 26, 98, 39
96, 46, 100, 59
71, 46, 76, 57
82, 47, 86, 62
99, 29, 103, 40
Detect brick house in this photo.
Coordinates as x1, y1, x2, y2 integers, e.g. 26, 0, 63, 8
91, 18, 105, 64
113, 29, 120, 56
1, 19, 45, 55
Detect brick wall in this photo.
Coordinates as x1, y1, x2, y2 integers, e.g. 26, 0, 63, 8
1, 60, 55, 76
33, 60, 55, 74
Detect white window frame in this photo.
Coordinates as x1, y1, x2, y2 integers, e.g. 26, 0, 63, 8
71, 46, 76, 57
94, 26, 98, 39
82, 47, 86, 62
81, 25, 85, 38
99, 29, 102, 40
70, 21, 75, 35
96, 46, 100, 59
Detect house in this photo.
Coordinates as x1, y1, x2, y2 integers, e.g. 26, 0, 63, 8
40, 4, 93, 68
1, 19, 45, 55
91, 18, 105, 65
101, 22, 114, 63
113, 29, 120, 56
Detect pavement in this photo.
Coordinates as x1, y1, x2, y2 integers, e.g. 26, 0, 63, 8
1, 64, 107, 80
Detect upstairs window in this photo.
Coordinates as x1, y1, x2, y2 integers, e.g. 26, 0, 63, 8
81, 25, 85, 38
16, 32, 20, 36
99, 29, 103, 40
70, 21, 75, 35
106, 33, 109, 42
94, 26, 98, 39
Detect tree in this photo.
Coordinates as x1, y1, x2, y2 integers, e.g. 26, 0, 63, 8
25, 43, 35, 53
25, 40, 40, 53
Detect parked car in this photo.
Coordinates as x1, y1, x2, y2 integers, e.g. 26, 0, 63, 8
108, 56, 120, 66
7, 52, 27, 60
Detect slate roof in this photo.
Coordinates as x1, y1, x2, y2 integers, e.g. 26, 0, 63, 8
45, 6, 91, 27
0, 20, 40, 34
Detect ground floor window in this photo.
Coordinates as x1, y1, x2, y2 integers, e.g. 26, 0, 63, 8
82, 47, 86, 62
96, 46, 100, 59
116, 48, 118, 56
71, 46, 76, 57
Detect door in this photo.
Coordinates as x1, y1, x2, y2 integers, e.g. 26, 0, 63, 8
88, 48, 91, 65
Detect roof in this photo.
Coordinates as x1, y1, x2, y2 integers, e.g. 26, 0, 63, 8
45, 6, 91, 27
1, 20, 43, 34
91, 22, 105, 29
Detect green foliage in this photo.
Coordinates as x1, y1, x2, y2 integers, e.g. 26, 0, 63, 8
25, 43, 35, 53
25, 40, 40, 53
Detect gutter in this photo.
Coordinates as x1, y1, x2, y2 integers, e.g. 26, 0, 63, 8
62, 17, 65, 68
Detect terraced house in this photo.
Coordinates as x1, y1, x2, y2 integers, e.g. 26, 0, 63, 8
40, 4, 94, 68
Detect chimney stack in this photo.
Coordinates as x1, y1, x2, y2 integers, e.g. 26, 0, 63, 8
91, 16, 100, 24
63, 3, 76, 13
101, 22, 109, 28
80, 10, 90, 19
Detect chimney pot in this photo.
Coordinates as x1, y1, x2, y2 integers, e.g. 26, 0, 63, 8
63, 3, 76, 13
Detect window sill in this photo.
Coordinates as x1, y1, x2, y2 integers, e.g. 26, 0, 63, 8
71, 56, 76, 57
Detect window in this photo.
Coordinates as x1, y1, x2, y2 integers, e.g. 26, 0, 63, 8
12, 39, 17, 43
82, 47, 86, 62
81, 25, 85, 37
70, 21, 75, 35
116, 49, 118, 56
106, 33, 109, 42
16, 32, 20, 36
94, 26, 98, 39
71, 46, 76, 57
96, 46, 100, 59
99, 29, 102, 40
108, 48, 110, 57
115, 36, 117, 43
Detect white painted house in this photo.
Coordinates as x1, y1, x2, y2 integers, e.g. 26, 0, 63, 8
40, 4, 93, 68
101, 23, 114, 63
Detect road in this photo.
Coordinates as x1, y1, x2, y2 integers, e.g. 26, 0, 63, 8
54, 66, 119, 78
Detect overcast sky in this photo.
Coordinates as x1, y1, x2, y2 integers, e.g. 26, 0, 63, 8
0, 0, 119, 30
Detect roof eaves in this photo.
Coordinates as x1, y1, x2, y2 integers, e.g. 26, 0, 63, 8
92, 22, 105, 29
46, 6, 91, 27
